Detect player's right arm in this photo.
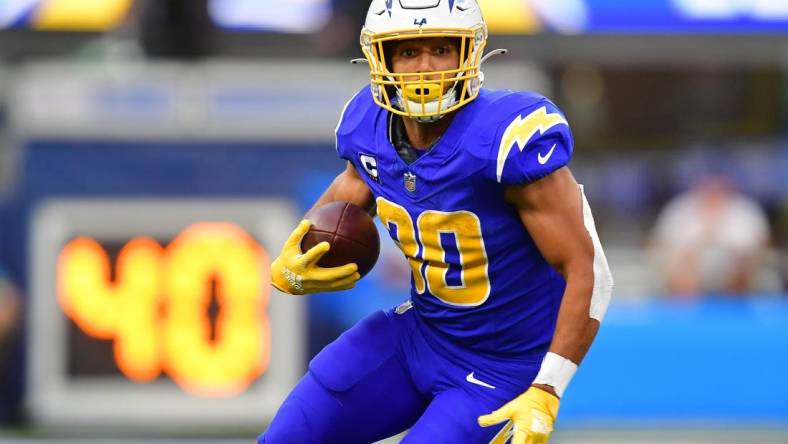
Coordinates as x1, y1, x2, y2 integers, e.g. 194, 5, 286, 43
270, 162, 372, 295
308, 161, 375, 215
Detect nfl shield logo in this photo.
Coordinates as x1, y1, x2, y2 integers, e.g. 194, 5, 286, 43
404, 172, 417, 193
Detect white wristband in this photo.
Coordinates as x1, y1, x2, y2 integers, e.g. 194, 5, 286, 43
533, 352, 578, 398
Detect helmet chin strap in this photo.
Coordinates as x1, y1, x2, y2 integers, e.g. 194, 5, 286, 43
414, 114, 446, 124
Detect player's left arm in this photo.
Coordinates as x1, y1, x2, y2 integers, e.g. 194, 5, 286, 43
479, 166, 613, 444
508, 165, 605, 374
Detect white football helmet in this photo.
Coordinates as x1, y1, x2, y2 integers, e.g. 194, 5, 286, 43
360, 0, 489, 123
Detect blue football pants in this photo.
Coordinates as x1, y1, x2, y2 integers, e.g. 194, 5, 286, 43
259, 306, 543, 443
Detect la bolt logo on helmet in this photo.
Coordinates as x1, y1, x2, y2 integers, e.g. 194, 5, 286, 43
359, 0, 503, 123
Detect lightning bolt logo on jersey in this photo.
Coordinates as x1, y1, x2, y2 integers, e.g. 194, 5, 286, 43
336, 87, 574, 354
496, 106, 568, 182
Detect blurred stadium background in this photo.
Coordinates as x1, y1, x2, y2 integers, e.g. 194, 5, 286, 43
0, 0, 786, 443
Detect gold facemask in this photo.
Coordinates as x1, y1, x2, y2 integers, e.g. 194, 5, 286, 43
360, 26, 488, 121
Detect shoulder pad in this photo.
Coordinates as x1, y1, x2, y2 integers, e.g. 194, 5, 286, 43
335, 86, 377, 160
475, 91, 574, 184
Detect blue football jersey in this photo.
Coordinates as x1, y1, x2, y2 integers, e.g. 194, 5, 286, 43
336, 87, 574, 355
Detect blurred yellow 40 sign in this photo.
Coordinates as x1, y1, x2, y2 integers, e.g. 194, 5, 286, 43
57, 223, 271, 397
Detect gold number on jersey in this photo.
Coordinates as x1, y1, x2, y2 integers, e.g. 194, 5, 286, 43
376, 197, 490, 306
376, 198, 426, 293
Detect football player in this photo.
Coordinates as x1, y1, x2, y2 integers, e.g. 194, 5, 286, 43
260, 0, 613, 443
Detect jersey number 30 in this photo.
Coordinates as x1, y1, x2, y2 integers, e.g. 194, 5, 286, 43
377, 197, 490, 306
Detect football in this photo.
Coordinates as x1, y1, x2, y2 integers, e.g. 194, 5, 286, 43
301, 201, 380, 277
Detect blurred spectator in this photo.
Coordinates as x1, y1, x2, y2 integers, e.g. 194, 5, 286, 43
649, 174, 771, 298
0, 270, 19, 346
0, 267, 21, 424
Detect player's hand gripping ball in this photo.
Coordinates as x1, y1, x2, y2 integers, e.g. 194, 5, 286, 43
301, 201, 380, 277
270, 202, 379, 295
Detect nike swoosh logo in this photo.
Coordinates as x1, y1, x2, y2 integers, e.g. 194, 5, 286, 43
466, 372, 496, 389
537, 144, 557, 165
